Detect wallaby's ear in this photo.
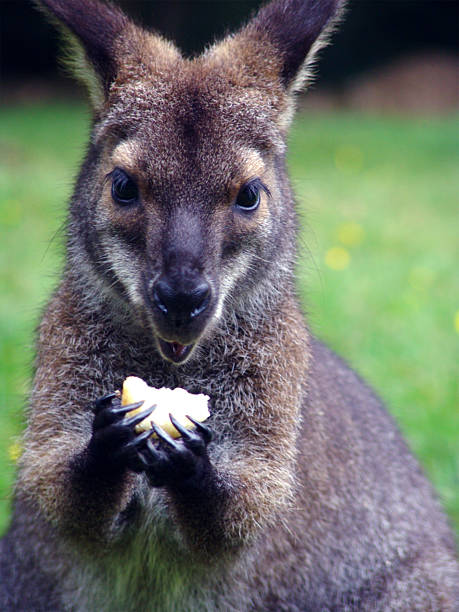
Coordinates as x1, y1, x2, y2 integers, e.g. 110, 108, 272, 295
36, 0, 129, 109
36, 0, 181, 112
248, 0, 345, 92
208, 0, 344, 115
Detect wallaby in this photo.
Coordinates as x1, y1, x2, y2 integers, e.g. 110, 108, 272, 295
1, 0, 458, 610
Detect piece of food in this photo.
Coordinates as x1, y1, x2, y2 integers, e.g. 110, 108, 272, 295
121, 375, 210, 438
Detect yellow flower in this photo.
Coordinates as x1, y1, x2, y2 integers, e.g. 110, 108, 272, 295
325, 246, 350, 270
454, 310, 459, 335
8, 440, 22, 463
337, 222, 364, 247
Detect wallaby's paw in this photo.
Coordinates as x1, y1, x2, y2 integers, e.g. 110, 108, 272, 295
88, 392, 155, 473
138, 414, 213, 487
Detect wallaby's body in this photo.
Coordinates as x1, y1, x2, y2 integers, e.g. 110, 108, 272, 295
1, 1, 458, 610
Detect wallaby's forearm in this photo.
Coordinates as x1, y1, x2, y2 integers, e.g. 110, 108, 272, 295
20, 392, 300, 554
19, 403, 297, 554
18, 289, 306, 553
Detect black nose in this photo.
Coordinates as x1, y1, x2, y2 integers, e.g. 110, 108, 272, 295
152, 278, 211, 326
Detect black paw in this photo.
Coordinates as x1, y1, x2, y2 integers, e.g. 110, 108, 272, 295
87, 392, 155, 473
138, 414, 213, 488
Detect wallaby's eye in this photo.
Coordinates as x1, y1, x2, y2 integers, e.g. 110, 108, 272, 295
110, 168, 139, 206
235, 180, 262, 212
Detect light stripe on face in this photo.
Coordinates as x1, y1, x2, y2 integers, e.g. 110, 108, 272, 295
99, 233, 144, 305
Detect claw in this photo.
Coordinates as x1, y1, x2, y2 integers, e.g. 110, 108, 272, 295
96, 400, 144, 420
141, 439, 171, 487
118, 429, 154, 473
136, 453, 149, 468
123, 404, 154, 428
144, 438, 165, 462
119, 400, 145, 413
94, 392, 118, 412
185, 414, 213, 443
170, 414, 207, 455
93, 400, 145, 429
169, 414, 192, 439
152, 424, 180, 450
123, 428, 153, 451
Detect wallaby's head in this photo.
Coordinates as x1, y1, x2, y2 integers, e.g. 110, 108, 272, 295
39, 0, 343, 364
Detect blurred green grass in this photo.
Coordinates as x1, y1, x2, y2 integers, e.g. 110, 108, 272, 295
0, 103, 458, 537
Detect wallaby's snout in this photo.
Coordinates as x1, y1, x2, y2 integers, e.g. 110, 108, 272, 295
151, 269, 212, 355
146, 211, 216, 363
152, 277, 211, 324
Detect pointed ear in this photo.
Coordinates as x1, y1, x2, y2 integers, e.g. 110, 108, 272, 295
36, 0, 128, 109
210, 0, 344, 99
249, 0, 345, 92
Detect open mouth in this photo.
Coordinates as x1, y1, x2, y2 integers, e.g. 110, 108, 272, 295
158, 338, 195, 364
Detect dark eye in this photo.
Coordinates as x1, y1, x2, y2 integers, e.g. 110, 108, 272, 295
110, 168, 139, 205
235, 181, 261, 212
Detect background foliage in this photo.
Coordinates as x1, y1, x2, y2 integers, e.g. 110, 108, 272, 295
2, 0, 458, 87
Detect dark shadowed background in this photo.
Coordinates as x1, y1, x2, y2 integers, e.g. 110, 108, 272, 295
1, 0, 458, 111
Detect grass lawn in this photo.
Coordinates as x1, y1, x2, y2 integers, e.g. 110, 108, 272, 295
0, 103, 458, 537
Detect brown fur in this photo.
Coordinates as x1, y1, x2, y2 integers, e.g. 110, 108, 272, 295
1, 1, 458, 610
